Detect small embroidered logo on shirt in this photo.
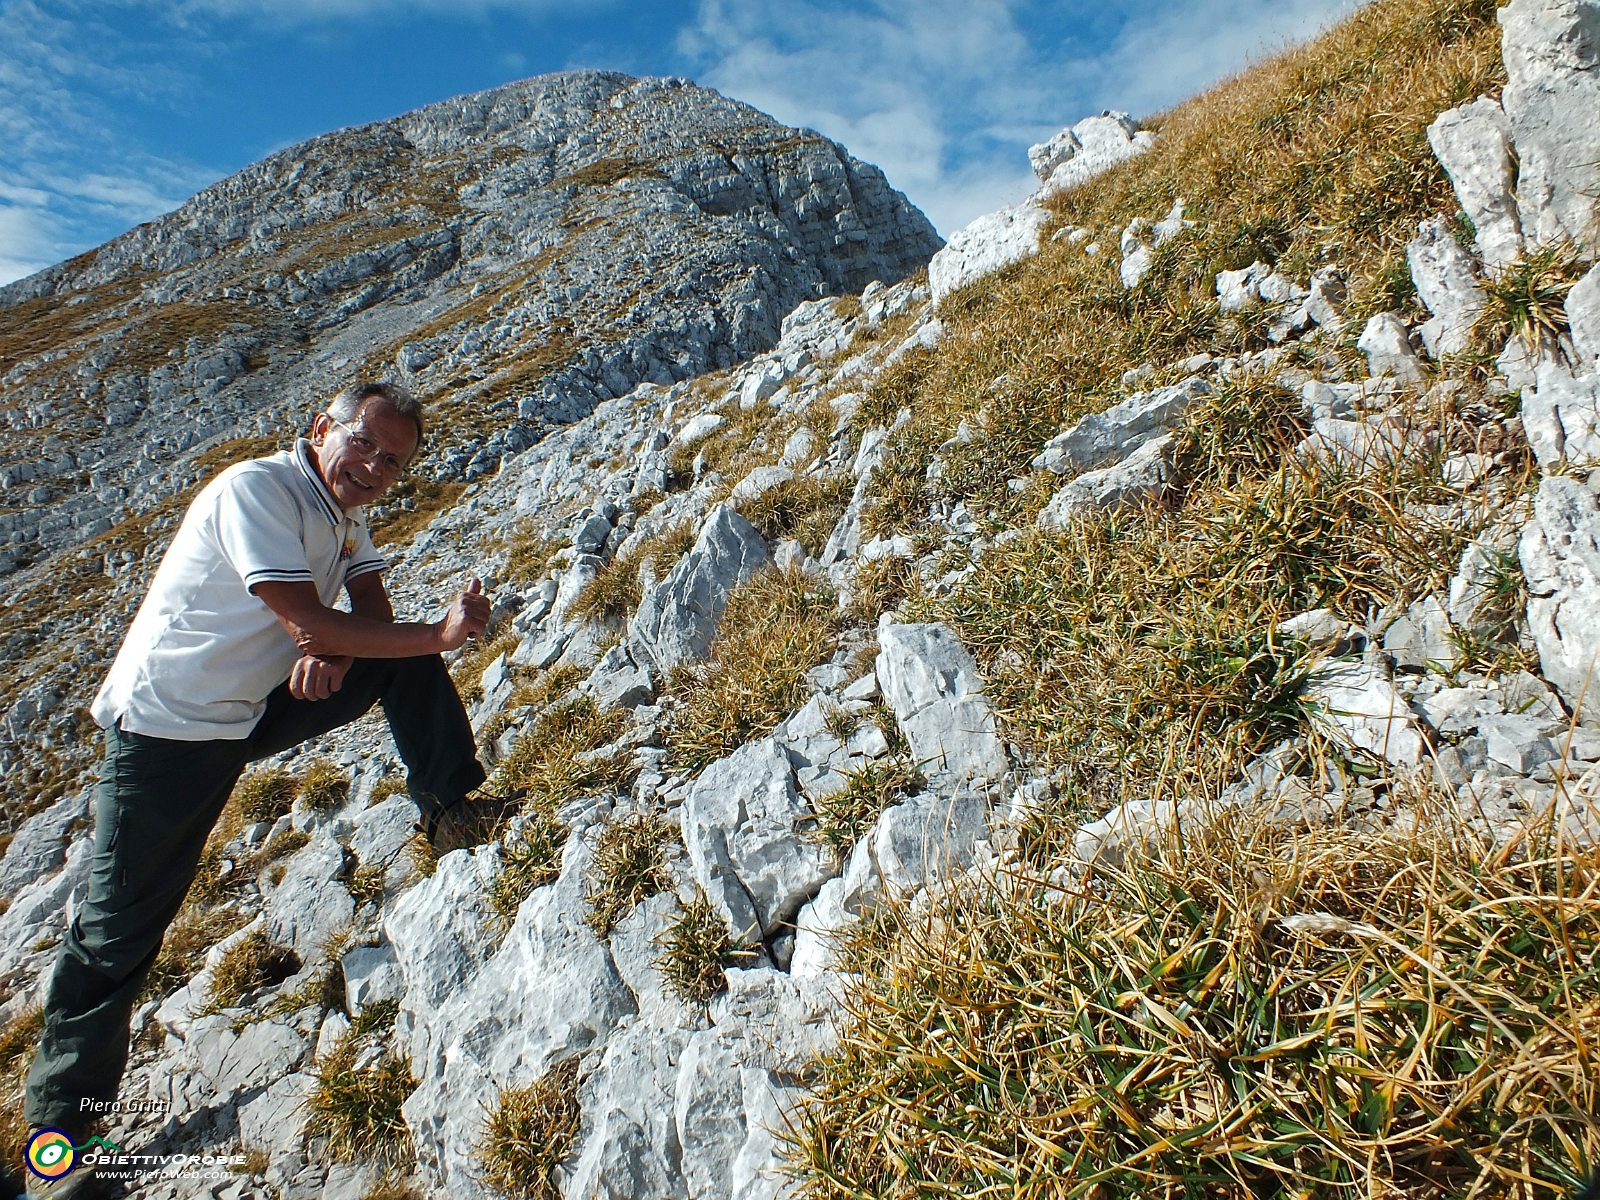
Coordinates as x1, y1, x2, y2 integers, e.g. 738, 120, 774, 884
339, 537, 356, 562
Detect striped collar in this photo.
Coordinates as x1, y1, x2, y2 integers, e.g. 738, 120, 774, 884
294, 437, 345, 526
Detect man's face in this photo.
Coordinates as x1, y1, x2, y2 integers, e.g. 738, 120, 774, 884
308, 398, 420, 512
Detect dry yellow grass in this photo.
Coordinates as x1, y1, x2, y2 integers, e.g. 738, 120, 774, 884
668, 566, 840, 773
793, 805, 1600, 1199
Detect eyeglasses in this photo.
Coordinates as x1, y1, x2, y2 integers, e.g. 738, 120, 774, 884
329, 417, 409, 478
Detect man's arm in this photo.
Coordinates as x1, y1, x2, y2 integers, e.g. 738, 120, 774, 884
346, 569, 396, 623
252, 577, 488, 660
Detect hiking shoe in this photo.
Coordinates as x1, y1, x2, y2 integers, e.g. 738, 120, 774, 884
419, 786, 526, 855
23, 1125, 106, 1200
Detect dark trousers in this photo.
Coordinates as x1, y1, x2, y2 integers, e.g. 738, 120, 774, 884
23, 654, 485, 1127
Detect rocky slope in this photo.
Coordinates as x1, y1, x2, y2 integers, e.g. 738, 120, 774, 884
2, 0, 1600, 1196
0, 68, 939, 815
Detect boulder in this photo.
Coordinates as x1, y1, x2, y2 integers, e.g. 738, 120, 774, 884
680, 738, 835, 943
1217, 261, 1271, 313
566, 1018, 691, 1200
237, 1072, 318, 1151
341, 941, 403, 1016
1295, 416, 1414, 474
1479, 712, 1562, 772
928, 201, 1051, 306
1568, 263, 1600, 374
1031, 378, 1209, 475
264, 829, 355, 961
1357, 313, 1426, 384
404, 837, 636, 1200
1381, 595, 1459, 670
1029, 110, 1155, 195
384, 843, 505, 1066
731, 465, 793, 501
630, 504, 768, 679
875, 623, 1008, 782
1426, 97, 1524, 269
1407, 216, 1485, 357
1519, 361, 1600, 466
675, 1030, 748, 1200
1499, 0, 1600, 251
730, 1068, 801, 1200
1304, 658, 1426, 766
583, 640, 656, 711
0, 787, 89, 904
871, 787, 990, 894
673, 412, 727, 450
1035, 433, 1175, 526
1520, 474, 1600, 722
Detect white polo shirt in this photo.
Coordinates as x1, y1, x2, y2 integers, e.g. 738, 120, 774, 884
91, 439, 388, 741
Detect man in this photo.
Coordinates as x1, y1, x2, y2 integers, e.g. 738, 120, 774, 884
22, 381, 503, 1196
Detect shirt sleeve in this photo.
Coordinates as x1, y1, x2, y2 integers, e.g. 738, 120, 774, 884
345, 516, 387, 580
211, 466, 313, 590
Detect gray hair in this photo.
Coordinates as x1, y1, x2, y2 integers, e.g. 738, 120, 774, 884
326, 381, 426, 449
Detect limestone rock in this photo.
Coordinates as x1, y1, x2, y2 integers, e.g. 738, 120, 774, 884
1304, 658, 1426, 766
1217, 261, 1271, 313
630, 504, 768, 678
1407, 216, 1485, 357
1520, 361, 1600, 466
680, 737, 835, 944
1427, 97, 1524, 269
404, 837, 635, 1199
1520, 474, 1600, 722
872, 787, 990, 894
1357, 313, 1426, 384
1295, 416, 1415, 473
341, 941, 403, 1016
676, 1030, 747, 1200
1029, 110, 1156, 195
875, 622, 1008, 782
0, 787, 89, 904
1382, 595, 1459, 671
1031, 378, 1209, 475
1568, 263, 1600, 373
264, 829, 355, 961
384, 843, 505, 1065
584, 640, 657, 711
566, 1018, 690, 1200
928, 201, 1051, 306
1499, 0, 1600, 250
1036, 433, 1176, 525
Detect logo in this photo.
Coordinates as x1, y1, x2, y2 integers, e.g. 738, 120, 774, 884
339, 536, 356, 562
25, 1131, 124, 1180
25, 1129, 76, 1180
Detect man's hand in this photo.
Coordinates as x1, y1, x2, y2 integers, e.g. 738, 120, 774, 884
289, 654, 354, 700
438, 578, 491, 652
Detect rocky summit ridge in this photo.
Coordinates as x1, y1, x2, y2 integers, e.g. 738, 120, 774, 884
3, 0, 1600, 1196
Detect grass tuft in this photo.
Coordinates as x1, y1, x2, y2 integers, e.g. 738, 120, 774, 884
474, 1058, 584, 1200
234, 768, 298, 824
487, 808, 568, 929
668, 567, 840, 773
809, 758, 922, 854
584, 813, 675, 936
308, 1010, 417, 1165
656, 891, 751, 1007
204, 930, 301, 1012
297, 759, 351, 813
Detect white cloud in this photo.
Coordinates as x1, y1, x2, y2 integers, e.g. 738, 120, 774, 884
160, 0, 610, 23
0, 204, 57, 287
679, 0, 1359, 237
0, 0, 218, 285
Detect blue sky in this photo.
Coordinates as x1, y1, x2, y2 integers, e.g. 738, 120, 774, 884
0, 0, 1361, 286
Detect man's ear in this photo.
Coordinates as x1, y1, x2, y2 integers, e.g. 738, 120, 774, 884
309, 412, 332, 444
